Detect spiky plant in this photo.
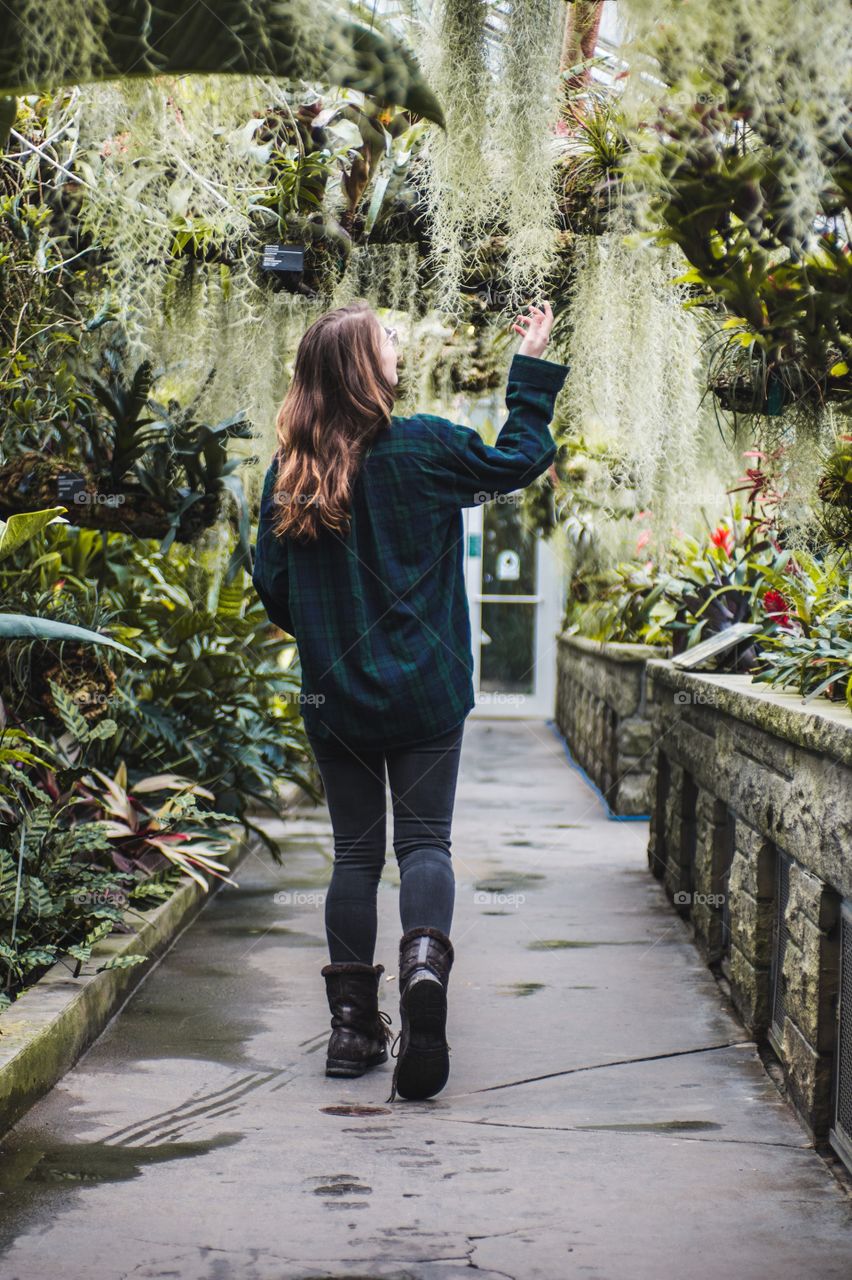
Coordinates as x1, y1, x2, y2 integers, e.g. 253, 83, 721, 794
557, 87, 630, 235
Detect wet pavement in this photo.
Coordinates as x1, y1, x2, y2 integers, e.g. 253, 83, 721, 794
1, 719, 850, 1279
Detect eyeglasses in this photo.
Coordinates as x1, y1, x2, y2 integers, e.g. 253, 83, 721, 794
383, 325, 399, 349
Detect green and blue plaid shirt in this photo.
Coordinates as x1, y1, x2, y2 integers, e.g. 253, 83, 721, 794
251, 352, 568, 749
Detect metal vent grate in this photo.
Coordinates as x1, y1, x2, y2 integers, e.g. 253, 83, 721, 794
831, 904, 852, 1174
770, 850, 791, 1042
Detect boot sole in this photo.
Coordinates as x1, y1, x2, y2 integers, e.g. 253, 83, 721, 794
326, 1047, 388, 1078
394, 978, 449, 1100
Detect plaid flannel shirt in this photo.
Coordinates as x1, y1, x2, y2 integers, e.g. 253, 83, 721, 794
251, 352, 568, 749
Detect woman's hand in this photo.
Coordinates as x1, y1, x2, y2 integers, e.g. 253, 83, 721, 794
513, 300, 554, 359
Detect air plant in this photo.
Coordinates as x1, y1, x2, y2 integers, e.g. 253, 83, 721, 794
557, 85, 630, 234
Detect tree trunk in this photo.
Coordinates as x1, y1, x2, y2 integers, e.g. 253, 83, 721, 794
560, 0, 606, 86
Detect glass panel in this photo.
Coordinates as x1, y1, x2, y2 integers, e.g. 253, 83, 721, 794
482, 500, 536, 596
480, 602, 535, 694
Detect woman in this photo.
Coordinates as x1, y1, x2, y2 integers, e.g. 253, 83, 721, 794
252, 298, 567, 1102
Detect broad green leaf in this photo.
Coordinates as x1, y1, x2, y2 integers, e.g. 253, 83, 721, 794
0, 507, 67, 561
0, 615, 142, 657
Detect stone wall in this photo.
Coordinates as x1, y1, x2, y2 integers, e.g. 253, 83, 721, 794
555, 634, 661, 816
646, 660, 851, 1142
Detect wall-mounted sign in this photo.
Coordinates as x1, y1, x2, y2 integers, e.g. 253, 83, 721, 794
496, 549, 521, 582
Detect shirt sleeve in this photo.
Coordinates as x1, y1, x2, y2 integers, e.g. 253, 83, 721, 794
251, 458, 295, 636
414, 353, 568, 508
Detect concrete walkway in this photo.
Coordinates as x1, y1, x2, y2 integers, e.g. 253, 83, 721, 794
1, 720, 851, 1279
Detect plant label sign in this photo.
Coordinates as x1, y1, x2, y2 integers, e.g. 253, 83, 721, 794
260, 244, 305, 273
672, 622, 761, 670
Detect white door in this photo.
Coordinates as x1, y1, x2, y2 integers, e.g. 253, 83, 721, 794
463, 499, 564, 719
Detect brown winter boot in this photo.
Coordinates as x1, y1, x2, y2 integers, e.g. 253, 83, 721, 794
388, 927, 454, 1102
321, 962, 393, 1078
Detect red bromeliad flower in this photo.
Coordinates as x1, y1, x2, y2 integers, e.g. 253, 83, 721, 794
763, 589, 790, 628
710, 523, 734, 556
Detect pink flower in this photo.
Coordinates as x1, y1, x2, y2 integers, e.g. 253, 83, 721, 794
636, 530, 651, 552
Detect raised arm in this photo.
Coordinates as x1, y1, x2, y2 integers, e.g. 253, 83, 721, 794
414, 303, 568, 509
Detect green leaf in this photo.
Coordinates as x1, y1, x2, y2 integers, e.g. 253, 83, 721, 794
26, 876, 54, 917
0, 507, 67, 561
48, 680, 90, 741
0, 4, 445, 127
96, 954, 147, 973
19, 947, 58, 969
0, 615, 142, 657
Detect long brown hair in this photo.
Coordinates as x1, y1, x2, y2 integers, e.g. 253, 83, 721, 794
271, 301, 396, 541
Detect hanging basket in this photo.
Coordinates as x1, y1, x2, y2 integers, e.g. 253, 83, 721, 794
711, 368, 788, 417
712, 351, 852, 418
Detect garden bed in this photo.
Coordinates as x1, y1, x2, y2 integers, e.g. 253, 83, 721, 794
645, 659, 852, 1149
555, 633, 665, 816
0, 777, 307, 1138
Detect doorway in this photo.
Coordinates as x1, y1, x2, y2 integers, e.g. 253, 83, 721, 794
463, 498, 564, 719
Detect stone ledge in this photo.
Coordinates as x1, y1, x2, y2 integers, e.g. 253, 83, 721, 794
647, 661, 852, 768
558, 632, 668, 665
0, 781, 307, 1137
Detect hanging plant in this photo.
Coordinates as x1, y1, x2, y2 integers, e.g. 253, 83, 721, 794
491, 0, 564, 305
557, 206, 739, 552
418, 0, 493, 314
